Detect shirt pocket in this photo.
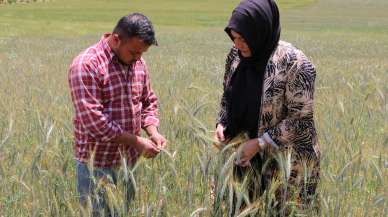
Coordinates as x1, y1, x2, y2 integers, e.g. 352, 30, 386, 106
129, 73, 145, 105
102, 72, 127, 104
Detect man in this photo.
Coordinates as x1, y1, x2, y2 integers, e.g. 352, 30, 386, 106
68, 13, 167, 216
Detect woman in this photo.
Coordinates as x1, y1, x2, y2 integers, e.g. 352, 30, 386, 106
215, 0, 320, 214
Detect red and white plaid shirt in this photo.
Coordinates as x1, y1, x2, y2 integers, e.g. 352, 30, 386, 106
68, 34, 159, 168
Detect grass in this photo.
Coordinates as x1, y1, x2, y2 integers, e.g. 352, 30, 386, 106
0, 0, 315, 36
0, 0, 388, 216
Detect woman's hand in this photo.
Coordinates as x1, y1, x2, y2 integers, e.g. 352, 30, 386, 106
236, 138, 261, 167
214, 124, 233, 150
213, 124, 227, 150
214, 124, 226, 143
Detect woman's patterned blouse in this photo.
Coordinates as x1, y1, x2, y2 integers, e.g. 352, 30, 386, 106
217, 41, 320, 160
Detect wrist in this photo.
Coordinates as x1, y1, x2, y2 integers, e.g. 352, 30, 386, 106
145, 125, 158, 137
250, 139, 261, 154
133, 135, 142, 146
257, 137, 267, 150
113, 132, 137, 145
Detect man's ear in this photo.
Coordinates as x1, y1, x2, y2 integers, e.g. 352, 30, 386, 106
111, 33, 121, 47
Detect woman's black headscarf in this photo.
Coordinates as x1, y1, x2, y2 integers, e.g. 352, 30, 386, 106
224, 0, 281, 139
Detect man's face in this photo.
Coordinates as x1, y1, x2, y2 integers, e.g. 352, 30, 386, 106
114, 36, 150, 65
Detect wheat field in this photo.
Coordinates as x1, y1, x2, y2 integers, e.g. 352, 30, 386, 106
0, 0, 387, 216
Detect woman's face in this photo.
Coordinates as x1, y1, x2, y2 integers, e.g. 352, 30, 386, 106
230, 30, 252, 57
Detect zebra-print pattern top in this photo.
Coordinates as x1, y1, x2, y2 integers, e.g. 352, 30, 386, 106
217, 40, 320, 160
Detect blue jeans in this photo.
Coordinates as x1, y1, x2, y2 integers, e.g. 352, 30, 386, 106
75, 160, 135, 217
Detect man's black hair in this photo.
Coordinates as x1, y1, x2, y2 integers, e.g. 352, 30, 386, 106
113, 13, 158, 46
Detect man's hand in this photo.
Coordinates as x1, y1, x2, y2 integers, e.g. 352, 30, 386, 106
236, 138, 261, 167
134, 136, 160, 158
144, 125, 167, 150
149, 132, 167, 150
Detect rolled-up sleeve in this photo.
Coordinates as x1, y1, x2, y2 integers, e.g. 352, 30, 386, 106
140, 63, 159, 128
69, 62, 123, 142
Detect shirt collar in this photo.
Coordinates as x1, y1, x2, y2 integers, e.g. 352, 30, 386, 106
100, 33, 116, 62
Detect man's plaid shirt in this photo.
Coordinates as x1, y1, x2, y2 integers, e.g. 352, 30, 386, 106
68, 34, 159, 167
